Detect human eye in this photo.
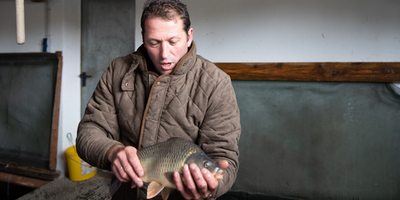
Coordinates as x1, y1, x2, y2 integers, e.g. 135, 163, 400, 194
169, 39, 179, 45
148, 40, 159, 47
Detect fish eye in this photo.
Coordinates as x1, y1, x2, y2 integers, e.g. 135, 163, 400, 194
204, 162, 210, 168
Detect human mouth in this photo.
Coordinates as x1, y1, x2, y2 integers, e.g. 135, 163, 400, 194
160, 62, 174, 70
161, 62, 172, 67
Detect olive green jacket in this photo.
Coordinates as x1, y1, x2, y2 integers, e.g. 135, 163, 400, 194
76, 42, 241, 199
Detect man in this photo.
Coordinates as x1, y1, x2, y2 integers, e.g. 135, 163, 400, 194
76, 0, 241, 199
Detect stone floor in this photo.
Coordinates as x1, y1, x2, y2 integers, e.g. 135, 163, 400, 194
5, 170, 293, 200
17, 170, 112, 200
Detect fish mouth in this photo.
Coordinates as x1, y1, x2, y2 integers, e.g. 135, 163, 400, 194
214, 169, 225, 180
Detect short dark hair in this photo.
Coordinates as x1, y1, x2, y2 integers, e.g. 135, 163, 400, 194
141, 0, 191, 35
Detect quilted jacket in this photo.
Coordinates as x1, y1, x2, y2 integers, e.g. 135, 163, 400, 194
76, 42, 241, 199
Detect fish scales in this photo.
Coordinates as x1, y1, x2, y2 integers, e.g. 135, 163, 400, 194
138, 138, 203, 187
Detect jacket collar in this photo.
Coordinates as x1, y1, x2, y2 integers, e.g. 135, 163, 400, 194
170, 41, 197, 75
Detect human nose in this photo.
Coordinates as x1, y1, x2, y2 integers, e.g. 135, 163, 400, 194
160, 43, 170, 59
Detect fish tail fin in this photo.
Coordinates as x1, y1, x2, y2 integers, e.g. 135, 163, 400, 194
109, 179, 122, 197
147, 181, 165, 199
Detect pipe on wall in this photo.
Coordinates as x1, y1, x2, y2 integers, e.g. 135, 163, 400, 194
16, 0, 25, 45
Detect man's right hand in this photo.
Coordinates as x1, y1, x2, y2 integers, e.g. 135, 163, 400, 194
107, 145, 144, 188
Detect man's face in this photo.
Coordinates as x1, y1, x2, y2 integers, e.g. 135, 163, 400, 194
143, 17, 193, 74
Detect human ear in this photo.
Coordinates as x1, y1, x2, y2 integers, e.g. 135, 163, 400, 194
187, 28, 193, 47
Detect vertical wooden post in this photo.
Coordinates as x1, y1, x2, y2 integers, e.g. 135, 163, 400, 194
49, 52, 63, 170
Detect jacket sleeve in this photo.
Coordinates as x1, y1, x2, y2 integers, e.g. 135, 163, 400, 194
198, 73, 241, 199
76, 58, 123, 170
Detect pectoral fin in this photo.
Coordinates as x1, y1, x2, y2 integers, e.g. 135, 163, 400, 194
109, 179, 122, 197
147, 181, 164, 199
161, 187, 171, 200
164, 172, 186, 185
164, 172, 178, 185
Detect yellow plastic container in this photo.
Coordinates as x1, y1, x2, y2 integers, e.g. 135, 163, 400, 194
65, 145, 97, 181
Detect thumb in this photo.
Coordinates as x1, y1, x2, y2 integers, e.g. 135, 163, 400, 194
217, 160, 229, 170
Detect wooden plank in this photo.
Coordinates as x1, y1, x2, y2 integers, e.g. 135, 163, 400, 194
0, 162, 60, 181
0, 172, 49, 189
49, 52, 62, 170
215, 62, 400, 82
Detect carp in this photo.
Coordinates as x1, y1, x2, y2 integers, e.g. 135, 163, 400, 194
110, 137, 224, 200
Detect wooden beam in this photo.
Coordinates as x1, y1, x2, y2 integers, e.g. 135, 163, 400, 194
215, 62, 400, 82
0, 162, 60, 181
0, 172, 49, 189
49, 52, 62, 170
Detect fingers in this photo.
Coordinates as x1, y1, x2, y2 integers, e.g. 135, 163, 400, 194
201, 168, 218, 191
111, 161, 129, 182
125, 146, 144, 177
108, 145, 144, 187
175, 164, 219, 199
183, 164, 202, 199
189, 164, 209, 197
122, 146, 143, 187
174, 171, 193, 200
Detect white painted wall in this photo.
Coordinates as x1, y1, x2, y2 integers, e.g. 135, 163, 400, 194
0, 0, 399, 177
49, 0, 81, 178
0, 0, 81, 176
0, 1, 46, 52
136, 0, 400, 63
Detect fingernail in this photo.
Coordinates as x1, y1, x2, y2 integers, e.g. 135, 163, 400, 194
202, 168, 207, 174
183, 164, 188, 171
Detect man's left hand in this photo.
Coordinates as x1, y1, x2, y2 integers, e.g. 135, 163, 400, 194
174, 160, 229, 199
